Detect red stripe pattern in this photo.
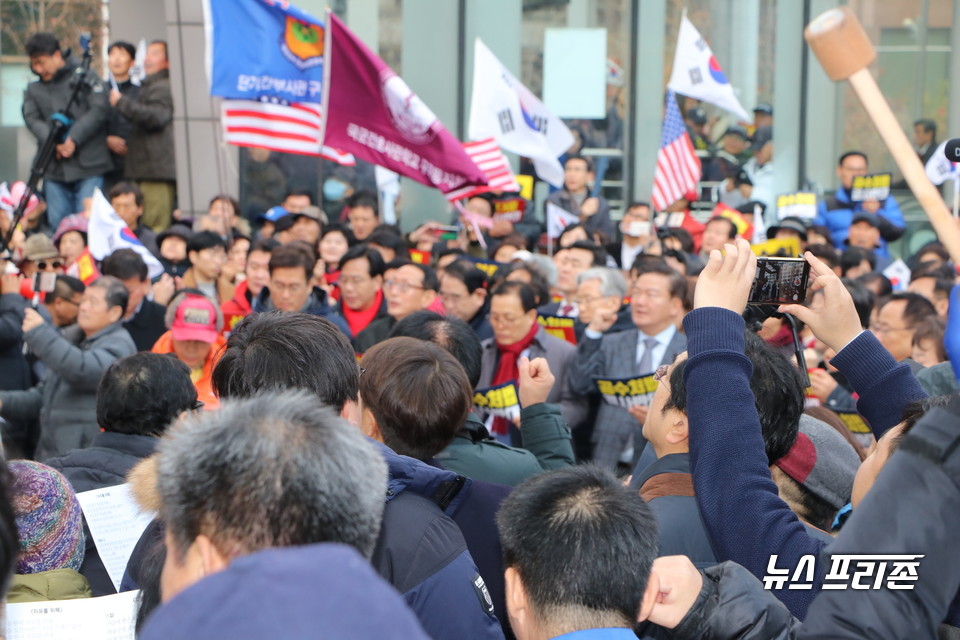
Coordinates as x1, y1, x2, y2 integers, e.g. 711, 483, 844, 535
651, 90, 701, 212
221, 99, 356, 165
446, 138, 520, 202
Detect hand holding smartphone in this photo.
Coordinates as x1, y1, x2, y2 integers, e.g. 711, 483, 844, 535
748, 257, 810, 305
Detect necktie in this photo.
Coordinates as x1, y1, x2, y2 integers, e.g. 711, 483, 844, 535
560, 303, 574, 317
636, 337, 659, 374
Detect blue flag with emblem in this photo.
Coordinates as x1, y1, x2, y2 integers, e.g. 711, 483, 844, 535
204, 0, 325, 104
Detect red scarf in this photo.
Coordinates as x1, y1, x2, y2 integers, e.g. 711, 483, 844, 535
490, 321, 539, 435
342, 288, 384, 337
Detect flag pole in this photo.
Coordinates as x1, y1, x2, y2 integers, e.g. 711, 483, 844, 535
953, 172, 959, 218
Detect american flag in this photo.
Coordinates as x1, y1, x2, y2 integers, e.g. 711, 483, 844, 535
220, 98, 356, 165
651, 90, 701, 211
445, 138, 520, 202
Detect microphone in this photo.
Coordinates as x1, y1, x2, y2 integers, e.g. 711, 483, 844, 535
945, 138, 960, 162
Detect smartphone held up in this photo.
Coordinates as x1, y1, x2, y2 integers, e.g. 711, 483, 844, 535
748, 257, 811, 306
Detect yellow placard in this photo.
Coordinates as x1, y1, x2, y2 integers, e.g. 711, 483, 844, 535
516, 175, 534, 201
751, 237, 801, 257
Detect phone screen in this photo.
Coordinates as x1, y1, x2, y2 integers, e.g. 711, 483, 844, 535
748, 257, 810, 305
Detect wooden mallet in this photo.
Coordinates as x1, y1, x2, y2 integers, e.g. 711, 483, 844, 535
805, 7, 960, 263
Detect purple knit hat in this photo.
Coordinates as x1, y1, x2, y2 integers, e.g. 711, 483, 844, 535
9, 461, 85, 574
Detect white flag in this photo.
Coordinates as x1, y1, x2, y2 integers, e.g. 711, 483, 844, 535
131, 38, 147, 85
468, 39, 574, 188
667, 16, 750, 121
925, 141, 957, 186
88, 189, 165, 279
546, 202, 580, 239
751, 202, 767, 244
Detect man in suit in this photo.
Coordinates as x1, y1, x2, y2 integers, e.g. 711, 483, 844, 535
569, 260, 687, 470
605, 202, 653, 269
478, 282, 588, 442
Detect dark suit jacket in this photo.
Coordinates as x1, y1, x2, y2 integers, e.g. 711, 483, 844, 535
569, 326, 687, 469
124, 300, 168, 352
478, 326, 588, 433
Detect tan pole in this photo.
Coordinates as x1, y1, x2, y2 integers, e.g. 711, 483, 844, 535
805, 7, 960, 263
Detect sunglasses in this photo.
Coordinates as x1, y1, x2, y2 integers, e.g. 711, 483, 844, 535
37, 260, 63, 270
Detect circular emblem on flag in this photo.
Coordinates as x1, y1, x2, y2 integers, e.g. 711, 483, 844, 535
708, 56, 728, 84
380, 72, 439, 145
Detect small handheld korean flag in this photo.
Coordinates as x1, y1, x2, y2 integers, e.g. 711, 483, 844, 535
882, 259, 912, 292
667, 15, 750, 121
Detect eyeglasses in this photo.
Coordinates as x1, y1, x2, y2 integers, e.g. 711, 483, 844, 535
653, 364, 670, 382
384, 279, 424, 293
572, 295, 605, 306
37, 260, 63, 270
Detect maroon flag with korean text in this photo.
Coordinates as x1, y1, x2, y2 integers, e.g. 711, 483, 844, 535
322, 12, 488, 197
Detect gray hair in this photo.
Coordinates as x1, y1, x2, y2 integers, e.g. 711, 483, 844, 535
577, 267, 627, 298
89, 275, 130, 315
156, 390, 388, 560
164, 290, 224, 333
523, 253, 558, 287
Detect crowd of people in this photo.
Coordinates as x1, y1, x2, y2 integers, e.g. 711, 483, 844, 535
0, 30, 958, 640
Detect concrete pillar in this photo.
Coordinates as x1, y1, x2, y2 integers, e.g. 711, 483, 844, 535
729, 0, 760, 114
631, 0, 666, 203
770, 0, 805, 217
165, 0, 238, 217
805, 0, 841, 191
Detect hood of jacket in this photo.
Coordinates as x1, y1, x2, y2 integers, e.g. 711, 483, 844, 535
8, 568, 92, 603
372, 440, 470, 517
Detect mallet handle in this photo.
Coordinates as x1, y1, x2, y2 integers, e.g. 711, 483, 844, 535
848, 68, 960, 263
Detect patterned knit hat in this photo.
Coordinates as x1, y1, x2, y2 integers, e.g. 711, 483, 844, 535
9, 461, 85, 574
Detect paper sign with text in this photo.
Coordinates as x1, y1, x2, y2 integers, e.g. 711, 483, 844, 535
776, 192, 818, 220
469, 257, 504, 277
850, 173, 891, 202
474, 381, 521, 422
76, 484, 156, 592
595, 374, 658, 409
7, 589, 139, 640
836, 411, 875, 450
538, 314, 577, 345
751, 237, 802, 257
492, 197, 527, 224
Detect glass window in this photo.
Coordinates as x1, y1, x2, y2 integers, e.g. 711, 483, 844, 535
520, 0, 632, 215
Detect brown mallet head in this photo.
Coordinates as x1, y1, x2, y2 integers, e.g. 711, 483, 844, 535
804, 7, 876, 81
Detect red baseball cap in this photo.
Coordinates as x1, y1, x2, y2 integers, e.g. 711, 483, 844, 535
171, 296, 219, 343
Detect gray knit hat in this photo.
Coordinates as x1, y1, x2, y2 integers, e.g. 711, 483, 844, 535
774, 414, 861, 510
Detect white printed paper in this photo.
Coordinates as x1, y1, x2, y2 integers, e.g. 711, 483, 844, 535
6, 589, 139, 640
76, 484, 155, 592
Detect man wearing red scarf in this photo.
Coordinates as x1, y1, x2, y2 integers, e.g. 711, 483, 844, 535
478, 282, 587, 443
